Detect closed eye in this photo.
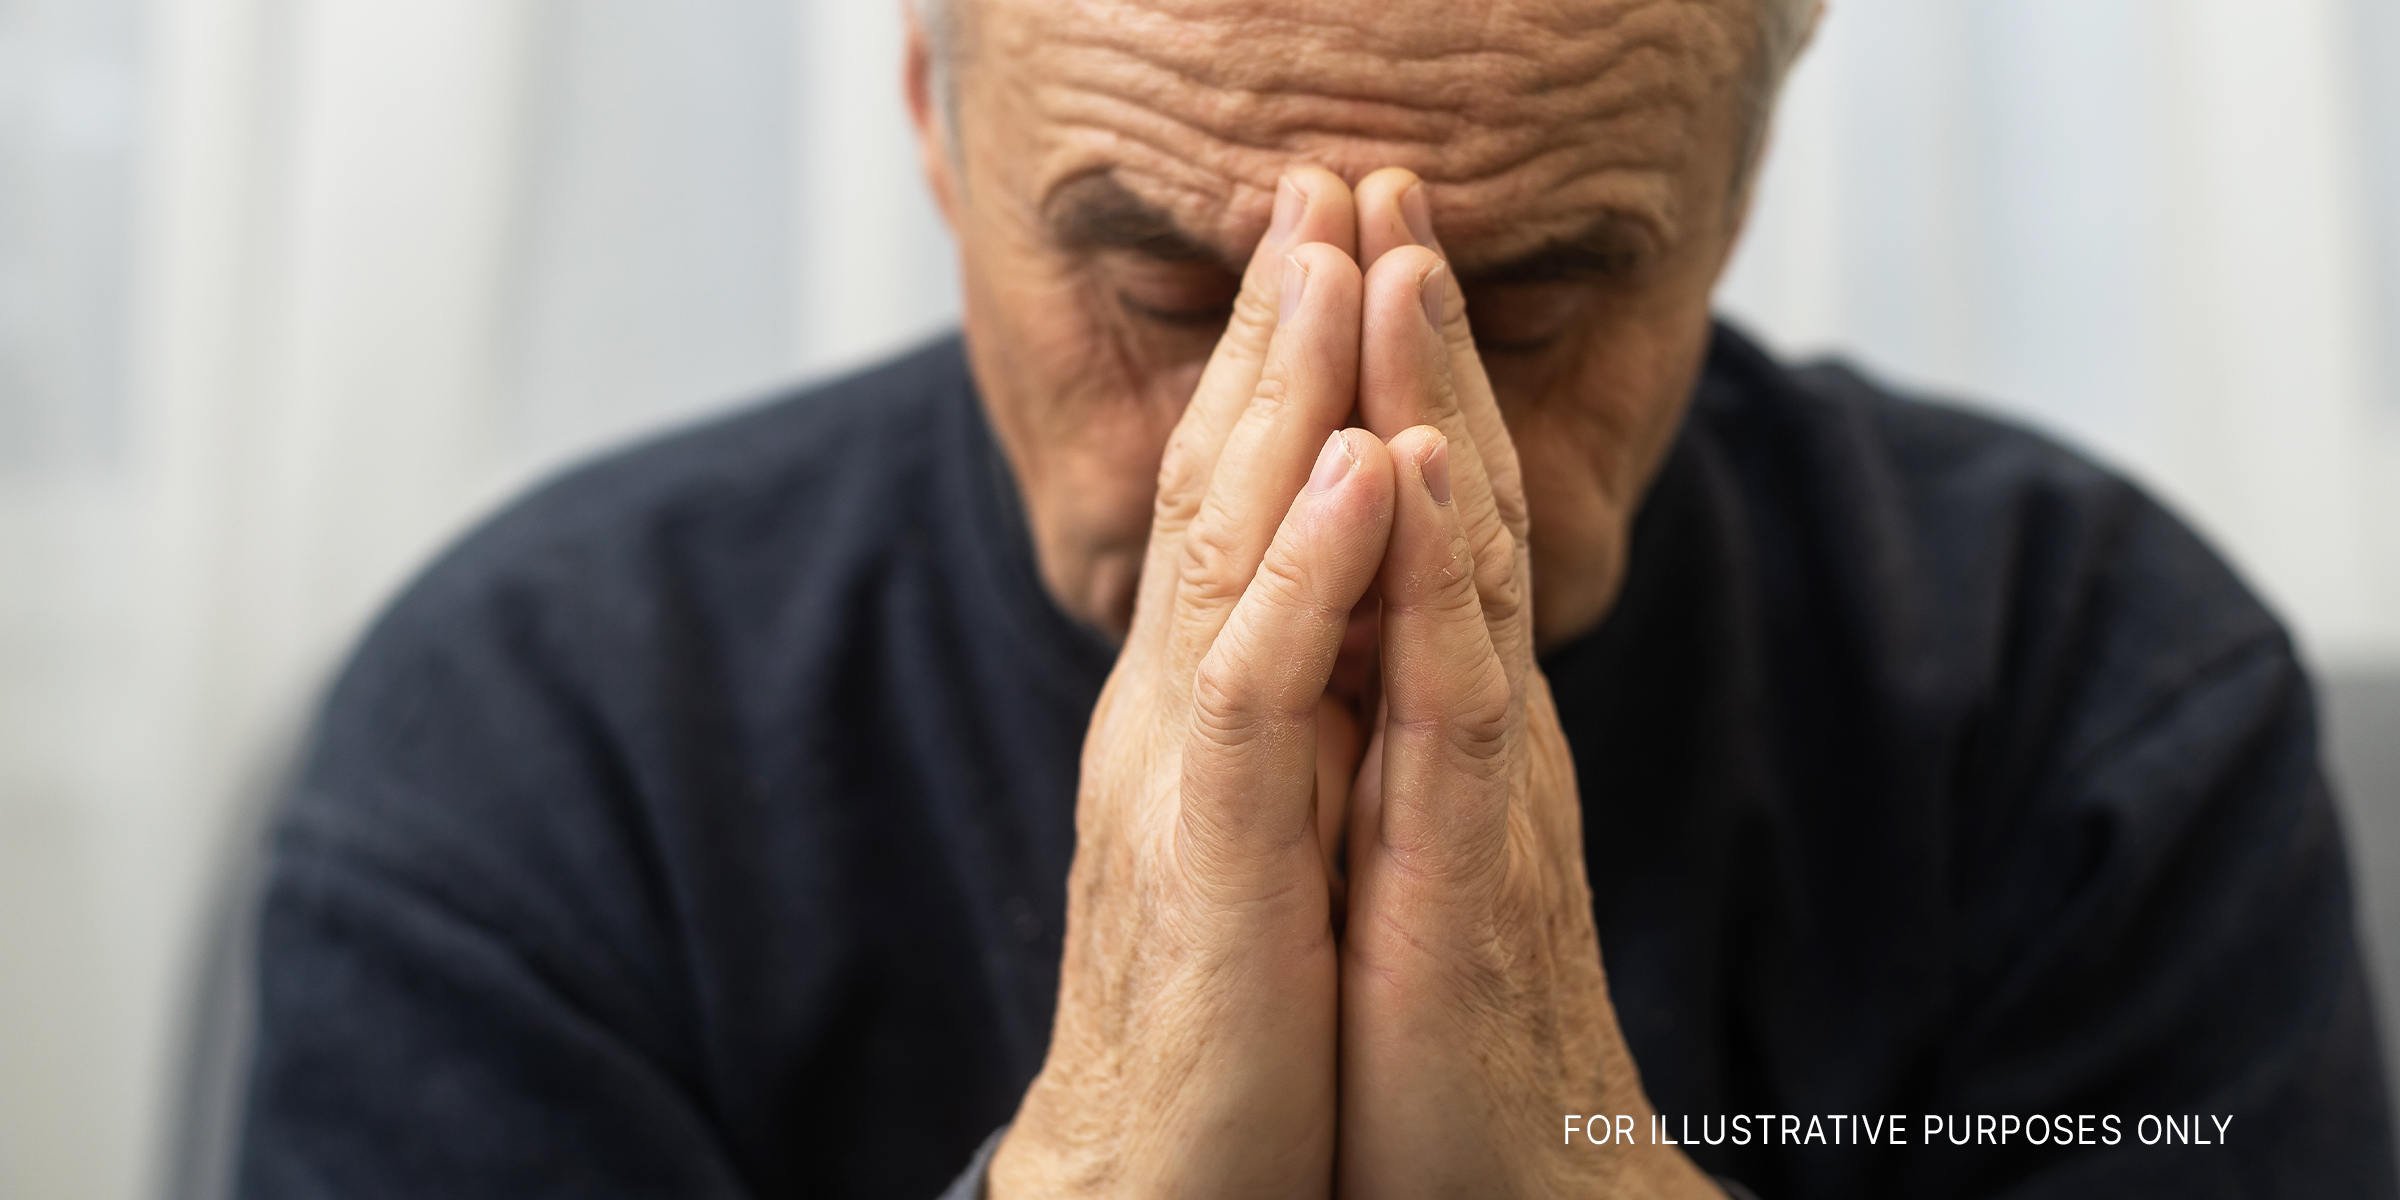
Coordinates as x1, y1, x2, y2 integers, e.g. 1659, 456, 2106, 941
1112, 260, 1241, 330
1463, 282, 1586, 356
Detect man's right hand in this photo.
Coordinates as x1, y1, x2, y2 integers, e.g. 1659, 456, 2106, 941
987, 169, 1386, 1200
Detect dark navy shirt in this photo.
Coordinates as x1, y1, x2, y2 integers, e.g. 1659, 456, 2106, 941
236, 328, 2396, 1198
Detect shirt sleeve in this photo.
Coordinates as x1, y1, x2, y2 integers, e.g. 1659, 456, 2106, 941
234, 823, 760, 1199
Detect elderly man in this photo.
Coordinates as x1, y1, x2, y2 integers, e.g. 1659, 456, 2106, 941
234, 0, 2393, 1197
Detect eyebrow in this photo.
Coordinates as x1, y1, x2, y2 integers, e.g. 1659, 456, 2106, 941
1044, 174, 1241, 271
1457, 212, 1661, 286
1043, 172, 1660, 284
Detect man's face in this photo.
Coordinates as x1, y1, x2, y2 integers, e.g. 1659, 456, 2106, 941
911, 0, 1762, 645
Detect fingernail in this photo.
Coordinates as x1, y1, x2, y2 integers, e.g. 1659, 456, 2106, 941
1280, 254, 1309, 325
1307, 429, 1356, 495
1419, 262, 1446, 333
1270, 177, 1304, 247
1400, 183, 1439, 251
1419, 437, 1452, 505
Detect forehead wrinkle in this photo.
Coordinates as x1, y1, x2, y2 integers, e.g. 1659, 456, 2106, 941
1025, 66, 1707, 259
1024, 39, 1716, 201
1044, 38, 1716, 152
1021, 1, 1737, 133
984, 0, 1747, 256
1010, 0, 1744, 93
1033, 61, 1707, 195
1037, 109, 1693, 269
996, 7, 1735, 191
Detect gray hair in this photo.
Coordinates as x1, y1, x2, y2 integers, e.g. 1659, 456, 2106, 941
913, 0, 963, 134
1745, 0, 1817, 165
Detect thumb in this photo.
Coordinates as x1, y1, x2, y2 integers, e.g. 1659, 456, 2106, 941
1130, 168, 1358, 654
1177, 429, 1393, 893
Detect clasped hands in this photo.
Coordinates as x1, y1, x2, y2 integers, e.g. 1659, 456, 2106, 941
991, 167, 1719, 1200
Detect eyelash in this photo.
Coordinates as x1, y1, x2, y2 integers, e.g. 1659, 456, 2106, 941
1472, 332, 1563, 357
1117, 291, 1236, 329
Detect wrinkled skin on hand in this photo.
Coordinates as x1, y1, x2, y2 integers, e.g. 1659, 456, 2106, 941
901, 1, 1796, 1196
990, 168, 1725, 1200
1337, 169, 1718, 1200
988, 172, 1383, 1200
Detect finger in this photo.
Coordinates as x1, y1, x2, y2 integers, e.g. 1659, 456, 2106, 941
1166, 240, 1364, 670
1354, 166, 1444, 271
1363, 172, 1526, 652
1363, 425, 1514, 884
1162, 166, 1361, 533
1180, 429, 1395, 883
1353, 169, 1528, 605
1358, 244, 1530, 678
1135, 167, 1357, 655
1434, 275, 1530, 571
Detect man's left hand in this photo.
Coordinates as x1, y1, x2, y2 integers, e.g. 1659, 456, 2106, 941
1333, 168, 1723, 1200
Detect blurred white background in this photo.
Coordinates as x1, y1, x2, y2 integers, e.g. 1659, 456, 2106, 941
0, 0, 2395, 1196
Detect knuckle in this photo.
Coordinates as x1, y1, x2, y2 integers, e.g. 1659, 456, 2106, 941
1393, 657, 1513, 772
1430, 376, 1469, 426
1249, 541, 1349, 630
1390, 534, 1480, 618
1153, 435, 1209, 530
1389, 660, 1513, 774
1450, 664, 1516, 761
1186, 642, 1269, 749
1470, 521, 1524, 626
1495, 487, 1531, 543
1488, 449, 1531, 539
1178, 645, 1321, 869
1223, 282, 1280, 351
1246, 372, 1293, 421
1175, 505, 1253, 610
1443, 309, 1478, 355
1420, 672, 1516, 763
